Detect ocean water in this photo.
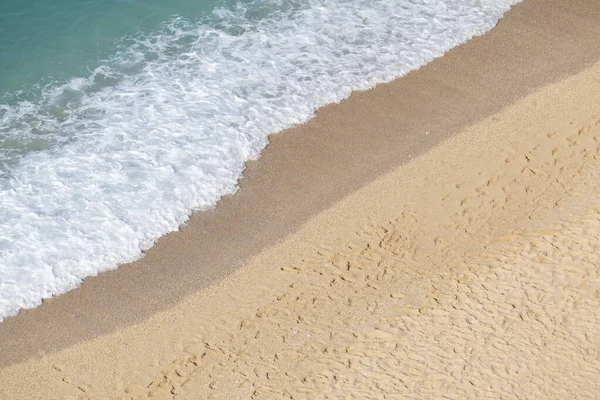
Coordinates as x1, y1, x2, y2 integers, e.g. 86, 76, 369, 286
0, 0, 521, 320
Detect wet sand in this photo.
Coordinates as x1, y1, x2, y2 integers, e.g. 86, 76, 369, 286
1, 1, 600, 398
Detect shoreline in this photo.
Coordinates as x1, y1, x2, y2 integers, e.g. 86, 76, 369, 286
2, 0, 600, 369
3, 41, 600, 400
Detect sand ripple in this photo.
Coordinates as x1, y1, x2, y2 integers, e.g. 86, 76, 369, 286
3, 52, 600, 400
105, 111, 600, 399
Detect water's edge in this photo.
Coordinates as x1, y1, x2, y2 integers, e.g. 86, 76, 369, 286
0, 0, 520, 320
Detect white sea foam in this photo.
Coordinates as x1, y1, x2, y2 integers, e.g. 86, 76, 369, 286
0, 0, 521, 320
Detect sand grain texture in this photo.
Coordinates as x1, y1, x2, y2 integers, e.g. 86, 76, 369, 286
3, 52, 600, 399
3, 0, 600, 367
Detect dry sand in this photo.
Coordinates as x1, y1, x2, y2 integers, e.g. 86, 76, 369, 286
2, 1, 600, 399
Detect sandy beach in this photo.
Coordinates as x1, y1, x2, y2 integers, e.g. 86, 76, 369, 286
2, 0, 600, 398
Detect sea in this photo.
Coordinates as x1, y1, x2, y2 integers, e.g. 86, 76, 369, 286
0, 0, 521, 320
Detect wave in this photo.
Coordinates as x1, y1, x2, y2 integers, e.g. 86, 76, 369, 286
0, 0, 520, 320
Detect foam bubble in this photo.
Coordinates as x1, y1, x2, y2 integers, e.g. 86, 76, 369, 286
0, 0, 521, 320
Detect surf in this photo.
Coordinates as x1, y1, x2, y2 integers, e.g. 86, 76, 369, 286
0, 0, 521, 320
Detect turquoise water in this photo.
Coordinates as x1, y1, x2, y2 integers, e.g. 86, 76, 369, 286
0, 0, 304, 170
0, 0, 219, 95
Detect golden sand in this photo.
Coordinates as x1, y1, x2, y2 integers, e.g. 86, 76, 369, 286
4, 0, 600, 370
2, 54, 600, 399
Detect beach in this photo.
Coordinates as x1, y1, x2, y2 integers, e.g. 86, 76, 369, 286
2, 0, 600, 398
